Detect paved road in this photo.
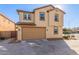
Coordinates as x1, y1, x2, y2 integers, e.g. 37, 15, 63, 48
0, 39, 78, 55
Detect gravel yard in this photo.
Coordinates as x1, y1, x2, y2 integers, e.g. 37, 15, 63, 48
0, 39, 78, 55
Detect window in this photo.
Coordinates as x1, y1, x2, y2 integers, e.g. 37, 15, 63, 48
28, 14, 31, 20
24, 14, 31, 20
54, 14, 59, 21
39, 12, 45, 21
54, 26, 58, 34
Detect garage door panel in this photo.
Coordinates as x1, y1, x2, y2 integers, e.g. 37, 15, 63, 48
22, 27, 46, 40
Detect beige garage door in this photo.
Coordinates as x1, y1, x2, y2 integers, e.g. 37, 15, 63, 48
22, 27, 46, 40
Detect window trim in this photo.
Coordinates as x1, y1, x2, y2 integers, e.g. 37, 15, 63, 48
54, 26, 58, 34
54, 14, 59, 22
39, 12, 45, 21
23, 13, 31, 20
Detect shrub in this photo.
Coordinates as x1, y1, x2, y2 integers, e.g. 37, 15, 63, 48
71, 35, 75, 37
63, 35, 70, 40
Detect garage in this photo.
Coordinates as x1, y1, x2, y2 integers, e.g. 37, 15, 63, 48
22, 27, 46, 40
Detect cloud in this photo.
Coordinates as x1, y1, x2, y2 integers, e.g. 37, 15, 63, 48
53, 4, 64, 10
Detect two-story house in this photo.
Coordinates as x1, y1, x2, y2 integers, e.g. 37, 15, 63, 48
16, 5, 65, 40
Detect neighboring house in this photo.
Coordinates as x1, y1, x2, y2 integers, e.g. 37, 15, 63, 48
0, 13, 16, 38
16, 5, 65, 40
70, 27, 79, 40
72, 27, 79, 33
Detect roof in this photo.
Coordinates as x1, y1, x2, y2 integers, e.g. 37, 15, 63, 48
17, 10, 34, 13
17, 4, 65, 14
55, 8, 65, 14
0, 12, 15, 24
34, 5, 55, 11
16, 22, 36, 25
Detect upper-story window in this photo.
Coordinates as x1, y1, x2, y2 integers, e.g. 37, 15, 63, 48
24, 13, 31, 20
39, 12, 45, 21
54, 26, 58, 34
54, 14, 59, 22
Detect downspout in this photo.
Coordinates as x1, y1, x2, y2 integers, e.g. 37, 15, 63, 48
46, 10, 49, 39
47, 10, 49, 26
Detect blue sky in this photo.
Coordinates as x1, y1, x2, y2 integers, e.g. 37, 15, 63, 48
0, 4, 79, 28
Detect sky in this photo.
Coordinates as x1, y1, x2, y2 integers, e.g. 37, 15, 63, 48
0, 4, 79, 28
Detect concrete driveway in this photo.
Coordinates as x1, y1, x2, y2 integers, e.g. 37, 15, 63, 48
0, 39, 78, 55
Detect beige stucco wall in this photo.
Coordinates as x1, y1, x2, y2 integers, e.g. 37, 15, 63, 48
35, 6, 54, 27
34, 6, 64, 38
0, 14, 15, 31
46, 9, 64, 38
46, 26, 63, 38
16, 25, 22, 40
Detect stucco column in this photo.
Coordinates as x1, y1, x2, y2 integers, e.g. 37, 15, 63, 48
17, 26, 22, 41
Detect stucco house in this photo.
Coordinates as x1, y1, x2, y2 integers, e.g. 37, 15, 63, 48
0, 13, 16, 38
16, 5, 65, 40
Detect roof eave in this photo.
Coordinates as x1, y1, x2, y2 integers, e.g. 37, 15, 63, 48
33, 4, 55, 11
55, 8, 66, 14
17, 9, 34, 13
